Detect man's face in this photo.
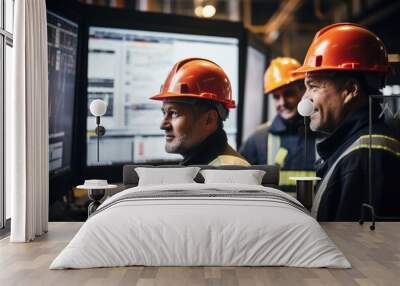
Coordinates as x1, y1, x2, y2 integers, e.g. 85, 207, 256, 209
160, 102, 207, 154
303, 73, 347, 133
271, 83, 303, 120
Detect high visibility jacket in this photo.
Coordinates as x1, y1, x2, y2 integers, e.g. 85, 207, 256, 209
239, 115, 317, 193
209, 144, 250, 166
181, 128, 249, 167
312, 107, 400, 221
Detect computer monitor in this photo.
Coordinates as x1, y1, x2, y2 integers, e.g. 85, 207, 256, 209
86, 26, 239, 165
242, 33, 268, 142
47, 11, 79, 174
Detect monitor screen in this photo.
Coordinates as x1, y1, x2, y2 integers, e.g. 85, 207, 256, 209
242, 46, 266, 142
86, 26, 239, 165
47, 11, 78, 173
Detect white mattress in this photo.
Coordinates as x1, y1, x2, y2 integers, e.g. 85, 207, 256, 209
50, 183, 351, 269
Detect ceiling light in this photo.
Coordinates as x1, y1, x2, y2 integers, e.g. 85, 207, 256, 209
194, 6, 203, 17
265, 30, 280, 44
202, 4, 216, 18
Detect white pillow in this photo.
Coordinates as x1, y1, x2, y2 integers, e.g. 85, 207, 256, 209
200, 169, 266, 185
135, 167, 200, 186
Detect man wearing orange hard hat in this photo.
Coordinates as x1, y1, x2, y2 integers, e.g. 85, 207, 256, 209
295, 23, 400, 221
240, 57, 317, 193
151, 58, 249, 166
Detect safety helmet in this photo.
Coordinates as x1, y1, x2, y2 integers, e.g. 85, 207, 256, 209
264, 57, 305, 94
293, 23, 390, 75
150, 58, 235, 109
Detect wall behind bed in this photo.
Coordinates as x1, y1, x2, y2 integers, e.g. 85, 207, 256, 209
77, 5, 247, 183
46, 0, 270, 221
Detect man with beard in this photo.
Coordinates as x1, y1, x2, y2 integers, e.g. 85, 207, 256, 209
151, 58, 249, 166
240, 57, 317, 193
294, 23, 400, 221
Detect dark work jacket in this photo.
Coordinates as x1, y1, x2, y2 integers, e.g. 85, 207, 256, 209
239, 115, 317, 192
181, 128, 249, 166
315, 106, 400, 221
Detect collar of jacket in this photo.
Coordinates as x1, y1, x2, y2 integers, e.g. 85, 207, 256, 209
269, 114, 304, 135
180, 128, 228, 166
316, 105, 376, 160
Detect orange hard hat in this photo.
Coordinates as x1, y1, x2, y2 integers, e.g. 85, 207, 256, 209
293, 23, 389, 75
264, 57, 305, 94
150, 58, 235, 109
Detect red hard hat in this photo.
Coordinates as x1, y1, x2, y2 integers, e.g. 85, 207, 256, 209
150, 58, 235, 109
293, 23, 390, 75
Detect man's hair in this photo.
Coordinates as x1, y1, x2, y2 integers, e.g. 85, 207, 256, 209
164, 98, 228, 128
327, 71, 385, 117
328, 71, 384, 96
192, 100, 227, 129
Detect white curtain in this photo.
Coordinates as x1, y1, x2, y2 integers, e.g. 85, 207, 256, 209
9, 0, 49, 242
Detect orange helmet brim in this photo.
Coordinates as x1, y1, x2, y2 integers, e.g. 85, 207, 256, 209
151, 92, 236, 109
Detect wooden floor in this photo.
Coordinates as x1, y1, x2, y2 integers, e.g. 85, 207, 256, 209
1, 222, 399, 286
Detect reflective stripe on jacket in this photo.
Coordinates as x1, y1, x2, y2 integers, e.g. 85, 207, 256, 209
312, 134, 400, 219
314, 104, 400, 221
240, 115, 317, 192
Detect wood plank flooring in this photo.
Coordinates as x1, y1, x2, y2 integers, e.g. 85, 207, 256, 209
1, 222, 399, 286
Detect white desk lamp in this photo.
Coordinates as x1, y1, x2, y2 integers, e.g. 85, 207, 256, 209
79, 100, 114, 217
89, 99, 107, 162
292, 98, 321, 210
297, 98, 315, 166
297, 98, 314, 117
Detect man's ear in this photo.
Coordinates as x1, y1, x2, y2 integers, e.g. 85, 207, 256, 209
343, 78, 361, 105
205, 109, 218, 126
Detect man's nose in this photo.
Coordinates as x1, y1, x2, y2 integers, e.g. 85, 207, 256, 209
160, 116, 171, 130
276, 95, 285, 106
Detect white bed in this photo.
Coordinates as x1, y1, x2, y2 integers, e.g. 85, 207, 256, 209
50, 183, 351, 269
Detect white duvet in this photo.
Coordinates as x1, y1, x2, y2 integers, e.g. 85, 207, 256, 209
50, 183, 351, 269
